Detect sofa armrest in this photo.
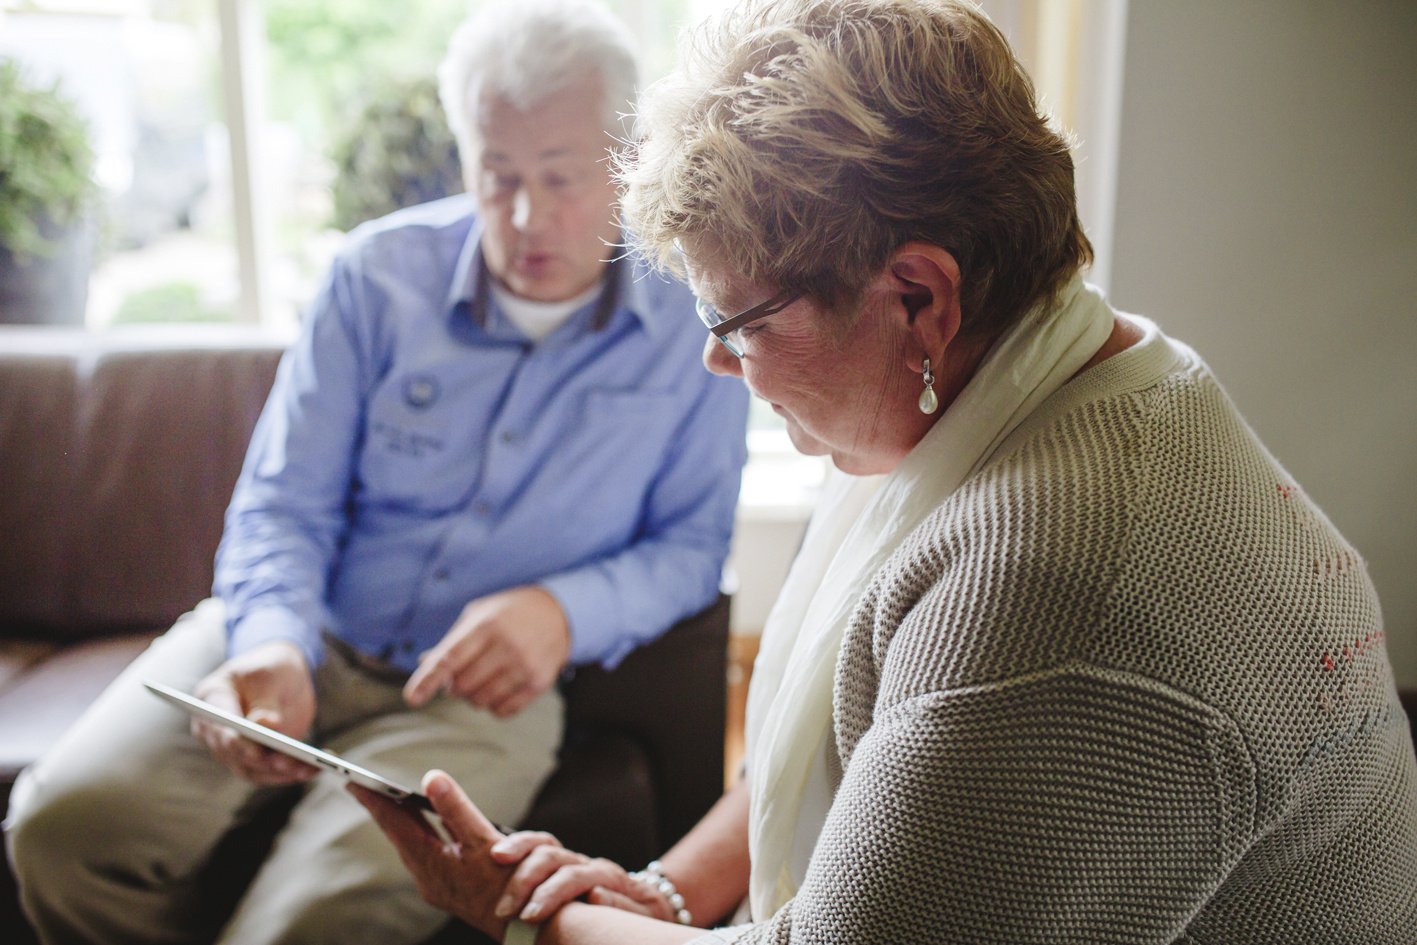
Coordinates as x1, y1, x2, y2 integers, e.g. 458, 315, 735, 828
553, 593, 730, 855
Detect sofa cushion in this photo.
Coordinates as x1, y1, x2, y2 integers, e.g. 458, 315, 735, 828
0, 631, 157, 787
68, 345, 281, 633
0, 640, 58, 695
0, 351, 78, 632
0, 326, 286, 640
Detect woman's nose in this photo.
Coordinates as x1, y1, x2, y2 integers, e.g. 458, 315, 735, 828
703, 334, 742, 377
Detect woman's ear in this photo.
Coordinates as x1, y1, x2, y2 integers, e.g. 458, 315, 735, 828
884, 242, 962, 372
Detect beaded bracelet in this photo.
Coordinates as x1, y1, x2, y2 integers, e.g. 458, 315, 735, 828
631, 859, 693, 926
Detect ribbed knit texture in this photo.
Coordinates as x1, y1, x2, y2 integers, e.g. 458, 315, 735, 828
699, 328, 1417, 944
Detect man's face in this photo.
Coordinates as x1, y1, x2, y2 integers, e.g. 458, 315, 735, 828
471, 78, 622, 302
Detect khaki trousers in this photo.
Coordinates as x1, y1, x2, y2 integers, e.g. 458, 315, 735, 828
5, 599, 562, 945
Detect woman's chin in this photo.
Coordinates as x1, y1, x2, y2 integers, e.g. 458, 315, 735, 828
783, 422, 829, 458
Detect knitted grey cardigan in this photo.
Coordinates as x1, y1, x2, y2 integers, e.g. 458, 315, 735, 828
697, 325, 1417, 944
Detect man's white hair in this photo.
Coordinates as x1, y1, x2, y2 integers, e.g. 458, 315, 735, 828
439, 0, 639, 166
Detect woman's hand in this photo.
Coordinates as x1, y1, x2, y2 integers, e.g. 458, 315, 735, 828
352, 770, 514, 940
488, 832, 676, 924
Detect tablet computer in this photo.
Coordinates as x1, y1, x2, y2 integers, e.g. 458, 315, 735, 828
144, 680, 432, 812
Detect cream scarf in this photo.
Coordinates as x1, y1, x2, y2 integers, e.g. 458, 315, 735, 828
744, 276, 1114, 919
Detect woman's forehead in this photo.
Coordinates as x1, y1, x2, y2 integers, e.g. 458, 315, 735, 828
685, 262, 772, 308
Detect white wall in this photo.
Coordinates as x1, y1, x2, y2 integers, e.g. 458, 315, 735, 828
1107, 1, 1417, 683
726, 512, 808, 636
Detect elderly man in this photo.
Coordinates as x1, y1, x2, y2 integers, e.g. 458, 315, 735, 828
4, 2, 748, 943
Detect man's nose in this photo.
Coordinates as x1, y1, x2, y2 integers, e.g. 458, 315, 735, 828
703, 334, 742, 377
511, 187, 545, 232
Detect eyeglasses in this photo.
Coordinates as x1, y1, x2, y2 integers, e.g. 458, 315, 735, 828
695, 289, 801, 357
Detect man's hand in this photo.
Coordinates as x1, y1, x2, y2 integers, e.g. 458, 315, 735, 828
192, 640, 319, 785
403, 586, 570, 717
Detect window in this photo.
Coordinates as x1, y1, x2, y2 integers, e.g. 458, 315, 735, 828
2, 0, 240, 327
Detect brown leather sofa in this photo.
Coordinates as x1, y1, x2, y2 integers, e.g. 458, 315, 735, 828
0, 326, 728, 944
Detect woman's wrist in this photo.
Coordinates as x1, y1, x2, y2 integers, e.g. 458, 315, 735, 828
631, 859, 694, 926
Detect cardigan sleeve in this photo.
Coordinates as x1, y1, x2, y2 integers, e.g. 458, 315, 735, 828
697, 663, 1255, 945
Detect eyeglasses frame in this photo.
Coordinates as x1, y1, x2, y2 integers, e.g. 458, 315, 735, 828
696, 288, 802, 357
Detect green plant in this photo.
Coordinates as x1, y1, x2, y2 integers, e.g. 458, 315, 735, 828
112, 281, 233, 324
0, 59, 95, 260
327, 73, 463, 232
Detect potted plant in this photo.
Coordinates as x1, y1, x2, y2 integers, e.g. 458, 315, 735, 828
0, 59, 96, 326
327, 73, 462, 233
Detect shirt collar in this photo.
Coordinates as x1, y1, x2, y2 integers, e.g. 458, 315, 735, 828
444, 217, 661, 339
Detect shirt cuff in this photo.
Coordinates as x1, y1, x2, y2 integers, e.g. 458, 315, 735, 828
538, 569, 631, 669
227, 605, 324, 670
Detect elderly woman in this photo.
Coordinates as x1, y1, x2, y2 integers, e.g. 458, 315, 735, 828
355, 1, 1417, 942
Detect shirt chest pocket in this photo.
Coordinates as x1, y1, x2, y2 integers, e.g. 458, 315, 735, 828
547, 388, 682, 507
355, 375, 490, 513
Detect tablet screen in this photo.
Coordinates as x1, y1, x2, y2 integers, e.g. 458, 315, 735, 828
144, 680, 431, 811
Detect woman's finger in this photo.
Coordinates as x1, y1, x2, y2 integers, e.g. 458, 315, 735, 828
488, 830, 562, 864
351, 784, 441, 851
494, 843, 587, 918
520, 859, 629, 922
587, 885, 658, 917
423, 770, 501, 849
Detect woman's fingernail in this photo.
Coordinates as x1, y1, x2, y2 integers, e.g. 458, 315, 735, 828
491, 839, 512, 854
494, 895, 514, 917
521, 902, 542, 921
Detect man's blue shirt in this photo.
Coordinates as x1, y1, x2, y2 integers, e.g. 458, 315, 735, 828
215, 195, 749, 672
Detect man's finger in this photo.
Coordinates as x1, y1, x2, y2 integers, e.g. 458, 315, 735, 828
449, 651, 513, 703
403, 655, 451, 708
459, 662, 526, 712
405, 629, 495, 707
487, 684, 536, 719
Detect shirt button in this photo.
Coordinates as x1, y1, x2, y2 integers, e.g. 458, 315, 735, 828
433, 568, 450, 581
474, 501, 491, 516
499, 430, 518, 445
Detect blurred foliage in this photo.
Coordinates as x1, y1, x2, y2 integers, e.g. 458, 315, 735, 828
263, 0, 468, 142
0, 59, 96, 260
328, 74, 463, 232
112, 281, 233, 324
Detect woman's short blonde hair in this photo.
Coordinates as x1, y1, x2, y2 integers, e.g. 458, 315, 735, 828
619, 0, 1093, 338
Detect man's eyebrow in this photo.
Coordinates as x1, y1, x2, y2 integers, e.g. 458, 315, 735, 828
482, 146, 590, 165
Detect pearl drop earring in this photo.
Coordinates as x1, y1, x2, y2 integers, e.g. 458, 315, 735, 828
918, 357, 939, 415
